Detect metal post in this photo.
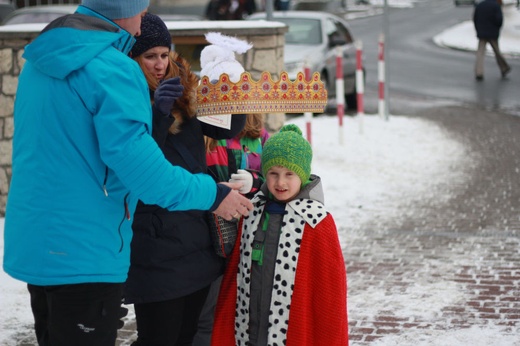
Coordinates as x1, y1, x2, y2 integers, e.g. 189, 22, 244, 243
378, 33, 385, 119
304, 62, 312, 145
383, 0, 390, 120
335, 46, 345, 145
355, 40, 364, 134
266, 0, 274, 21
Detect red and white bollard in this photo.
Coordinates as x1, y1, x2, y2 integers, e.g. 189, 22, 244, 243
355, 40, 364, 134
303, 62, 312, 145
378, 33, 386, 119
335, 46, 345, 145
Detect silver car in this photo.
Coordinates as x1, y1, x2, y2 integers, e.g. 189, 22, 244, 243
247, 10, 360, 109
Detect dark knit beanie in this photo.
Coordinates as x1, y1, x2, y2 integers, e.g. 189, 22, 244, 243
131, 13, 171, 58
82, 0, 149, 20
262, 124, 312, 184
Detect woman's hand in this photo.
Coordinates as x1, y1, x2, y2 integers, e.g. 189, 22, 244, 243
154, 77, 184, 116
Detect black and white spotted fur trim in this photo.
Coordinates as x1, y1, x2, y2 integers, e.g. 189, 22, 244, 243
235, 191, 327, 344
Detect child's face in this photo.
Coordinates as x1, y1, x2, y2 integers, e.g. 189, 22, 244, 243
266, 166, 302, 202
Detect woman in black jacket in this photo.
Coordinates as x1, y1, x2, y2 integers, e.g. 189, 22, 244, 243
473, 0, 511, 80
124, 13, 246, 345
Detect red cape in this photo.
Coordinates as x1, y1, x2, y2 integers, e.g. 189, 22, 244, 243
212, 213, 349, 345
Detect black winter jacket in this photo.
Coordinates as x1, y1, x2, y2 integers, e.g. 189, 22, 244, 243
124, 111, 246, 304
473, 0, 503, 40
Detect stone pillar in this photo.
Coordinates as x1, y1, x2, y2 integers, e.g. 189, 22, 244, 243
0, 36, 29, 215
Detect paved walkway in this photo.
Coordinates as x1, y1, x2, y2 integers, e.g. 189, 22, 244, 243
343, 98, 520, 344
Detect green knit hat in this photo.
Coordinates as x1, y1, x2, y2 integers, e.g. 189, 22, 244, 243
262, 124, 312, 184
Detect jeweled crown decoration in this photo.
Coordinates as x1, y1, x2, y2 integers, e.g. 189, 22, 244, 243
196, 71, 328, 116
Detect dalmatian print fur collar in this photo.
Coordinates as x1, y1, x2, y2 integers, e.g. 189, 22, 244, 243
235, 191, 327, 344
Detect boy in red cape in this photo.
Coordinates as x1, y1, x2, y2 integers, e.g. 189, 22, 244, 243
212, 124, 349, 345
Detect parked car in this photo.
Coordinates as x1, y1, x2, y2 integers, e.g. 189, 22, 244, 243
1, 4, 76, 25
247, 10, 361, 109
0, 0, 15, 23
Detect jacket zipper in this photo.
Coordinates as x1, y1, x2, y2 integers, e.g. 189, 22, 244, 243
102, 166, 129, 253
117, 192, 131, 253
102, 166, 109, 196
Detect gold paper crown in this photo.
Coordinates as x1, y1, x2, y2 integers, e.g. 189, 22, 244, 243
196, 71, 328, 116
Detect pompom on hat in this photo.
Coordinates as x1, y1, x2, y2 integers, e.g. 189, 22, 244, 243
199, 32, 252, 83
131, 13, 171, 58
261, 124, 313, 184
81, 0, 149, 20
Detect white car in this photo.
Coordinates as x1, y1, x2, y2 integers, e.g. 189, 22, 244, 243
247, 10, 361, 109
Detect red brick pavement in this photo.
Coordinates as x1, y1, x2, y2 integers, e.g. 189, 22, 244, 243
345, 230, 520, 344
342, 103, 520, 345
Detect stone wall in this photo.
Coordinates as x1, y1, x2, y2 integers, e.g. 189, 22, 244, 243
0, 22, 287, 216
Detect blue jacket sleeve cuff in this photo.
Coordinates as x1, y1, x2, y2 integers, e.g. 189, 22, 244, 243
210, 183, 231, 211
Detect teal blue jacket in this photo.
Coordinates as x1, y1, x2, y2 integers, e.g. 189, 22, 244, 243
3, 6, 217, 286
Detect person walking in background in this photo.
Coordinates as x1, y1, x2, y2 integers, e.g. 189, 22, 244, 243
205, 0, 256, 20
473, 0, 511, 80
205, 0, 230, 20
124, 13, 247, 345
211, 124, 349, 346
2, 1, 252, 345
193, 113, 270, 345
274, 0, 291, 11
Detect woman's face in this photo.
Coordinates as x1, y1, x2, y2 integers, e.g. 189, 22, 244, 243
140, 46, 170, 81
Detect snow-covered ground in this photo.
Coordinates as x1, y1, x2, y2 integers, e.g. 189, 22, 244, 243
2, 0, 519, 344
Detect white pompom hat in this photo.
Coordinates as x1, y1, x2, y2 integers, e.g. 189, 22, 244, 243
200, 32, 253, 83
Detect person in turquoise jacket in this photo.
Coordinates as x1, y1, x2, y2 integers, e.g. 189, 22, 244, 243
2, 1, 252, 345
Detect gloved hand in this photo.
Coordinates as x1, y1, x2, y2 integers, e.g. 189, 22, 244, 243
229, 169, 253, 194
154, 77, 184, 116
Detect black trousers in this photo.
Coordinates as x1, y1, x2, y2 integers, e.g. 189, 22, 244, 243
27, 283, 124, 346
132, 285, 211, 346
192, 275, 223, 346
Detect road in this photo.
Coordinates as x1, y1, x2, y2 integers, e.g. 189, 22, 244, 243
348, 0, 520, 116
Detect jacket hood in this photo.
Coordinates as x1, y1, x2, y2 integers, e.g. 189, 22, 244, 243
22, 5, 135, 80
